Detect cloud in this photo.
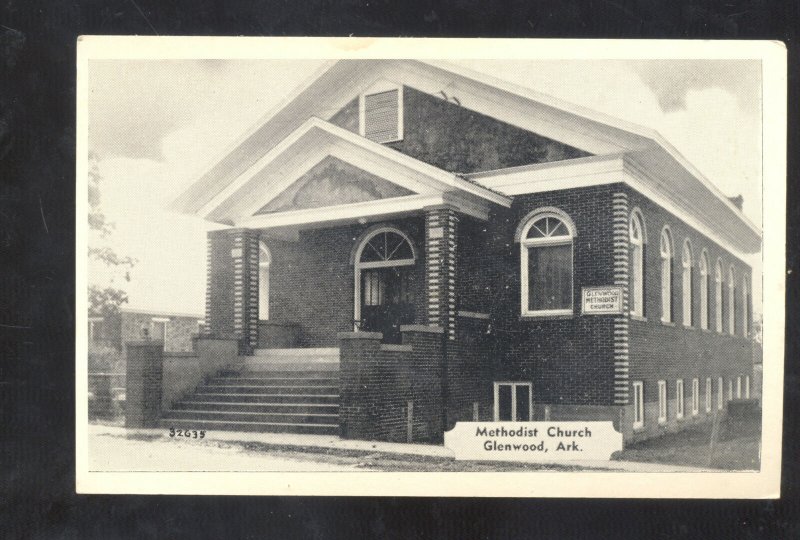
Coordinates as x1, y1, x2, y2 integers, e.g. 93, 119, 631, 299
628, 60, 761, 113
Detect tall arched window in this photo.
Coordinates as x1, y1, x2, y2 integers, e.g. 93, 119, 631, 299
258, 241, 271, 320
699, 251, 710, 330
519, 209, 576, 316
629, 210, 645, 316
353, 227, 417, 333
715, 260, 723, 333
728, 266, 736, 335
660, 228, 674, 323
681, 239, 693, 327
742, 275, 750, 337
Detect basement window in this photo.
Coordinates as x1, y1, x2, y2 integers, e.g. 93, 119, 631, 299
493, 382, 532, 421
359, 84, 403, 143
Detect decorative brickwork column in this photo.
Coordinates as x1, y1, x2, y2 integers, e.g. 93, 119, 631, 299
424, 205, 459, 340
612, 191, 630, 405
205, 228, 259, 354
125, 341, 163, 428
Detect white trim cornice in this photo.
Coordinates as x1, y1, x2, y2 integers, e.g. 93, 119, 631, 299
467, 153, 759, 260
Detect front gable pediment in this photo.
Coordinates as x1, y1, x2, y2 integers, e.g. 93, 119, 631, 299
256, 156, 415, 215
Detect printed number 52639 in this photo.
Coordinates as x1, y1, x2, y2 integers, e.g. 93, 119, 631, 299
169, 427, 206, 439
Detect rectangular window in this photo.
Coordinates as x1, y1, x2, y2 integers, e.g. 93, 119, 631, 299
151, 317, 169, 351
493, 382, 532, 421
88, 317, 103, 342
727, 379, 733, 402
528, 244, 573, 312
705, 378, 712, 413
676, 379, 684, 419
362, 270, 386, 306
259, 265, 270, 320
736, 376, 742, 399
745, 375, 751, 399
658, 380, 667, 424
692, 378, 699, 416
633, 381, 644, 429
718, 377, 724, 410
360, 87, 402, 143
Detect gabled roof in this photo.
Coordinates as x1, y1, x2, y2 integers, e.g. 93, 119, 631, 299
194, 117, 510, 226
171, 59, 760, 254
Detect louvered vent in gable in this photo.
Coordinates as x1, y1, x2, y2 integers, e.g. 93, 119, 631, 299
359, 85, 403, 143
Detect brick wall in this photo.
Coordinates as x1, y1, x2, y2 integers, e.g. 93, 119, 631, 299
338, 327, 444, 443
459, 185, 621, 407
623, 187, 755, 439
121, 311, 203, 353
265, 217, 426, 347
329, 86, 589, 174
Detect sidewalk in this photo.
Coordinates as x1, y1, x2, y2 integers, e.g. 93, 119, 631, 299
89, 424, 716, 473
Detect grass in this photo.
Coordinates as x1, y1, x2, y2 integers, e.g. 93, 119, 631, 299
616, 415, 761, 471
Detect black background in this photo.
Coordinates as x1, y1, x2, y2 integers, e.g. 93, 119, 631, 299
0, 1, 797, 538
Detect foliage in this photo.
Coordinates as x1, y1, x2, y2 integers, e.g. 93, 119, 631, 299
88, 342, 123, 373
88, 151, 136, 317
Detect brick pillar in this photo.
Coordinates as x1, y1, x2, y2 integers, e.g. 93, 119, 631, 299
206, 228, 259, 353
337, 331, 384, 440
424, 205, 459, 340
125, 341, 163, 428
612, 192, 630, 405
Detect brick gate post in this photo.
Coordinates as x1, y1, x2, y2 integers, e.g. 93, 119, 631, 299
125, 341, 164, 428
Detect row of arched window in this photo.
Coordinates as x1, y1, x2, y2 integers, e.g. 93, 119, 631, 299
629, 209, 751, 336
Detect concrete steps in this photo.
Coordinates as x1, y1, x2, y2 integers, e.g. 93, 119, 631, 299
160, 349, 340, 435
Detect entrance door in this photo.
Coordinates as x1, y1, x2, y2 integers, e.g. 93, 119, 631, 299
360, 267, 415, 343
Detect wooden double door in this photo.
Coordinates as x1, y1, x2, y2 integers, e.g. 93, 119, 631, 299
360, 266, 416, 344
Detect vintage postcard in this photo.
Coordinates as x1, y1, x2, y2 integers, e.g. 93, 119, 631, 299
76, 37, 785, 497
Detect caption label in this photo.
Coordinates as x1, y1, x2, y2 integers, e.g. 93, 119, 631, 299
444, 422, 623, 462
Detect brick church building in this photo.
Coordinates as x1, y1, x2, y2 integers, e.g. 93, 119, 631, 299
161, 60, 759, 443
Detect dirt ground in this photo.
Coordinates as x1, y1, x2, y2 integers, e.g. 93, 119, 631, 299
616, 415, 761, 471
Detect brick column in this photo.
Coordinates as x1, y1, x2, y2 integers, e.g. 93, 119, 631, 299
206, 228, 259, 353
424, 205, 459, 340
125, 341, 163, 428
612, 191, 630, 405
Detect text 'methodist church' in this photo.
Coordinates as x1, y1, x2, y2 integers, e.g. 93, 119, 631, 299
163, 60, 759, 444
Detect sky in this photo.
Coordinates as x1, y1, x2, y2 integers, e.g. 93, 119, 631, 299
87, 58, 763, 316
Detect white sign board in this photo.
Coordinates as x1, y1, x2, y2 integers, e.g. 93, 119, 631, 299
582, 286, 623, 315
444, 422, 623, 462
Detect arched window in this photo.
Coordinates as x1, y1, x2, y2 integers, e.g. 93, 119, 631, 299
258, 241, 271, 320
519, 209, 575, 316
715, 260, 723, 333
728, 266, 736, 335
353, 227, 417, 330
629, 210, 645, 316
699, 251, 710, 330
681, 239, 693, 327
660, 228, 674, 323
742, 275, 750, 337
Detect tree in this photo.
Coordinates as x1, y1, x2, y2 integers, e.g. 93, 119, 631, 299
88, 151, 136, 318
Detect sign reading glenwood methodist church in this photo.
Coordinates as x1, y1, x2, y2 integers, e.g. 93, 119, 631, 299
581, 286, 624, 315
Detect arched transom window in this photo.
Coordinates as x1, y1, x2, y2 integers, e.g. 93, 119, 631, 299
258, 241, 271, 320
629, 210, 645, 316
699, 251, 710, 330
660, 228, 674, 323
358, 229, 415, 265
519, 210, 575, 316
681, 239, 693, 327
